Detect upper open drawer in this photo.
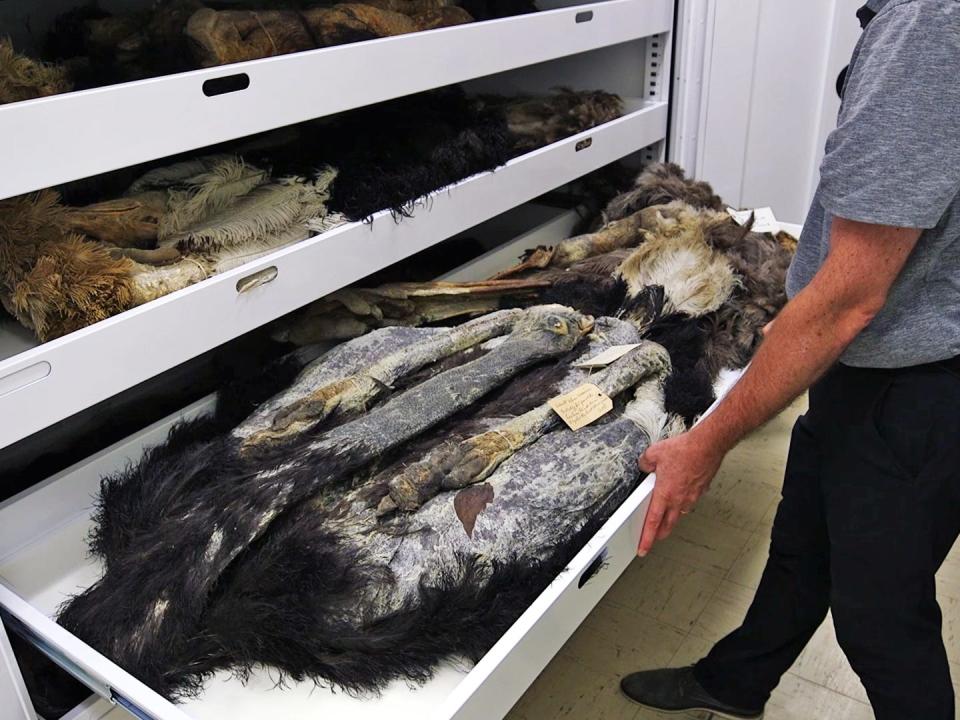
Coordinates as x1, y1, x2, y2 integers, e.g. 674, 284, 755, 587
0, 0, 672, 200
0, 93, 668, 450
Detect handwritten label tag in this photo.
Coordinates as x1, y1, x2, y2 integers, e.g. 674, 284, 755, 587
573, 344, 642, 369
548, 383, 614, 431
727, 206, 781, 234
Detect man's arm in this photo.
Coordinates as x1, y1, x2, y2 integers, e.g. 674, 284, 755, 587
636, 217, 921, 556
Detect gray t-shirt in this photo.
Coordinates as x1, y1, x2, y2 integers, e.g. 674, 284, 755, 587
786, 0, 960, 368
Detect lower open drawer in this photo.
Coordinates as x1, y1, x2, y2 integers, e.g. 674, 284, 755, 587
0, 384, 653, 720
0, 370, 742, 720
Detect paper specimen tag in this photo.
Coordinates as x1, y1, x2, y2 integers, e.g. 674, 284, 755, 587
573, 343, 642, 369
548, 383, 614, 431
727, 206, 781, 234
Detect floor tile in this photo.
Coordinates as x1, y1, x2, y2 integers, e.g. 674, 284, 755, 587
506, 657, 639, 720
668, 634, 714, 667
562, 600, 688, 673
940, 590, 960, 668
938, 551, 960, 604
654, 515, 753, 580
766, 673, 874, 720
603, 555, 725, 633
791, 613, 868, 704
690, 465, 781, 532
689, 580, 756, 644
724, 530, 772, 590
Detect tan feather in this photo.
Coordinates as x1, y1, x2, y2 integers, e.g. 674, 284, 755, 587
618, 231, 738, 318
159, 157, 268, 238
0, 38, 71, 105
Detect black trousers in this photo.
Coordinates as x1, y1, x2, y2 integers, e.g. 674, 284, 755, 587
694, 360, 960, 719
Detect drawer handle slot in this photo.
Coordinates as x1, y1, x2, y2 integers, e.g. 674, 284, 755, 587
0, 361, 51, 397
575, 137, 593, 152
236, 266, 279, 294
203, 73, 251, 97
575, 10, 594, 23
578, 548, 608, 589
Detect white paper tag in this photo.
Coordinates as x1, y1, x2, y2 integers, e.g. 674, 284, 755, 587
727, 206, 781, 234
573, 343, 642, 369
548, 383, 614, 431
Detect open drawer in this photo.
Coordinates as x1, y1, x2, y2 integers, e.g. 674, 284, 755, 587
0, 358, 742, 720
0, 96, 667, 450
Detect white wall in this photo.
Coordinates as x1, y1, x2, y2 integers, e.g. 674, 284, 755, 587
686, 0, 862, 224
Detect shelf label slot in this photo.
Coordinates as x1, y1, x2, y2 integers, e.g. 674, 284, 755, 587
203, 74, 251, 97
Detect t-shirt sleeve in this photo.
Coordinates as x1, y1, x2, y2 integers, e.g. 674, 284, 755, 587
818, 1, 960, 229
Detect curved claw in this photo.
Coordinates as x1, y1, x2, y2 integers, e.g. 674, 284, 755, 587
387, 429, 525, 512
241, 375, 376, 452
440, 430, 524, 490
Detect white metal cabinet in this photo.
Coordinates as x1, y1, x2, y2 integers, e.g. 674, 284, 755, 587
0, 2, 686, 716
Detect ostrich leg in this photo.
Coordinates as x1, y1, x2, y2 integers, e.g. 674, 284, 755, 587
238, 308, 525, 449
384, 339, 671, 512
58, 306, 593, 698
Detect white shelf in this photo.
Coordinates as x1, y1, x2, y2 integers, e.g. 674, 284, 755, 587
0, 370, 742, 720
0, 98, 667, 450
0, 0, 672, 201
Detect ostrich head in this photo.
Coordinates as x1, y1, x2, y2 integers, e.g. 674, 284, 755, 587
514, 304, 595, 350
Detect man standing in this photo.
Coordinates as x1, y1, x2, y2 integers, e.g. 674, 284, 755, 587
620, 2, 960, 718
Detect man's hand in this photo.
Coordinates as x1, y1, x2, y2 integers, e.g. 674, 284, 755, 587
637, 427, 725, 556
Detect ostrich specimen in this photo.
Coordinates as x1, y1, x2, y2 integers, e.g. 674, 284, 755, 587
0, 39, 72, 105
172, 347, 677, 695
59, 305, 597, 697
0, 157, 340, 341
11, 0, 476, 101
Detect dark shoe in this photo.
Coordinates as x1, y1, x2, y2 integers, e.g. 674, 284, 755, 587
620, 666, 764, 719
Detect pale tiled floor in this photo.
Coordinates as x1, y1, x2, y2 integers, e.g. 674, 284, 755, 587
507, 395, 960, 720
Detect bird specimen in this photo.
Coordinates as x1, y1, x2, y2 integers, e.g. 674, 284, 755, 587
58, 305, 606, 697
0, 38, 73, 105
0, 0, 542, 105
0, 157, 341, 341
270, 163, 794, 422
1, 85, 625, 343
481, 87, 626, 153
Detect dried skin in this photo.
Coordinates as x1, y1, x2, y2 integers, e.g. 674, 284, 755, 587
185, 9, 314, 66
244, 309, 524, 449
386, 339, 670, 512
62, 195, 166, 248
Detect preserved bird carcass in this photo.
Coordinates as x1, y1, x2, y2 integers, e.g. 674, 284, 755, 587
58, 305, 620, 698
0, 158, 341, 341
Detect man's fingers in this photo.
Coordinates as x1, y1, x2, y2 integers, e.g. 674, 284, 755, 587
638, 447, 656, 474
656, 508, 682, 541
638, 494, 666, 557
